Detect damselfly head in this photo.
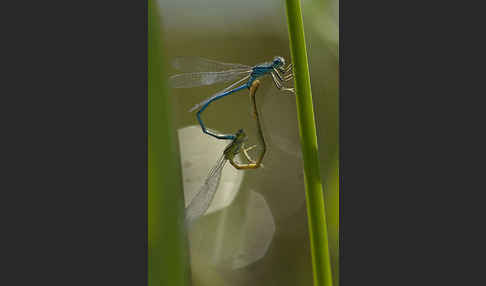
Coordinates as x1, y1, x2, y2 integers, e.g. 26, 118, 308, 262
224, 129, 247, 160
235, 128, 247, 141
273, 56, 285, 69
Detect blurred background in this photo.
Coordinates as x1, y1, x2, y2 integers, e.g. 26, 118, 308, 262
157, 0, 339, 285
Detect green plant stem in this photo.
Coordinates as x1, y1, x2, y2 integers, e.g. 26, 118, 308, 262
284, 1, 334, 286
148, 1, 191, 285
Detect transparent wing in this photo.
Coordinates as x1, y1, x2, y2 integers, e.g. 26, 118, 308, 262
169, 69, 251, 88
185, 155, 227, 225
172, 57, 250, 72
188, 75, 251, 112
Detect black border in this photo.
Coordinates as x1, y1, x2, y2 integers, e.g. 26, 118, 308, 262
141, 0, 149, 285
2, 1, 148, 285
144, 0, 149, 282
340, 0, 463, 284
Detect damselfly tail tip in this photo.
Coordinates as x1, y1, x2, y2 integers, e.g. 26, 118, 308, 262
188, 104, 200, 112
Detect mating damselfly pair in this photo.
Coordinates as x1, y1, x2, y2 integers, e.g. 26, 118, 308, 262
170, 56, 294, 224
169, 56, 294, 140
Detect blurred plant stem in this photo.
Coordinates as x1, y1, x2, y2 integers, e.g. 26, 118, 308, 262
284, 1, 333, 286
148, 1, 191, 286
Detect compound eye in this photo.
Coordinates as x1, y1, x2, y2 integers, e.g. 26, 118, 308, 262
274, 56, 285, 68
237, 129, 246, 137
